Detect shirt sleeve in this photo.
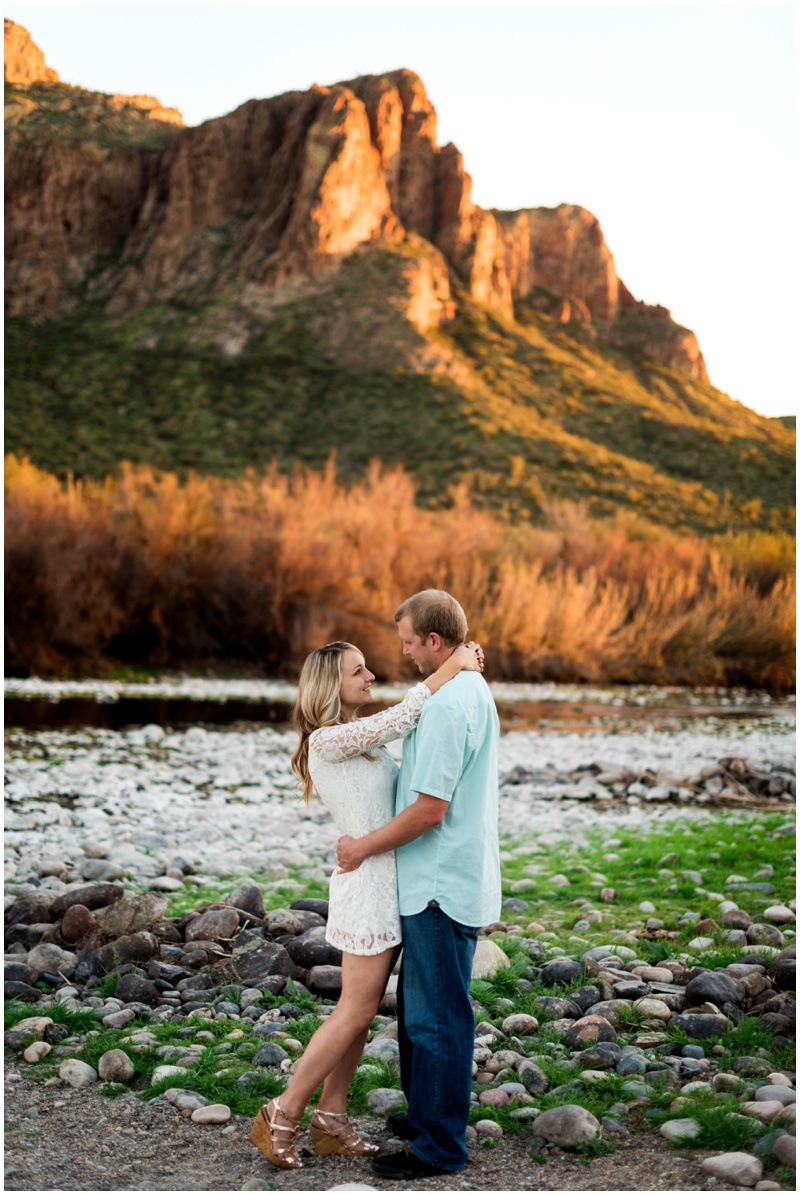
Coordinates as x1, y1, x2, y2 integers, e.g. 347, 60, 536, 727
309, 683, 431, 763
409, 698, 469, 802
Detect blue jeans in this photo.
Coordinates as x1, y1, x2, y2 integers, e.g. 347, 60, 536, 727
397, 903, 479, 1171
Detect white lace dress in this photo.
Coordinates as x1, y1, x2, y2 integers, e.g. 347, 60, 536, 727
308, 682, 430, 956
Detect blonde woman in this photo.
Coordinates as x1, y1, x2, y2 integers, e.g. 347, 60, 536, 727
250, 638, 482, 1170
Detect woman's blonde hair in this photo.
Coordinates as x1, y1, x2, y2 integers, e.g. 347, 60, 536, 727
291, 641, 358, 806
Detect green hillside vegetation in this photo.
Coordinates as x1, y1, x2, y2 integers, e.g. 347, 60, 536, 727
5, 241, 794, 535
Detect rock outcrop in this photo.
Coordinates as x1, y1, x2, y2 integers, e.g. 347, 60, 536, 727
4, 18, 59, 85
4, 22, 706, 379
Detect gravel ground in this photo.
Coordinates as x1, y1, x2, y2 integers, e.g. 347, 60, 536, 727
4, 1071, 718, 1193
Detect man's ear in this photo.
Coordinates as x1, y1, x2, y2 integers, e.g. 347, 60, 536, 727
428, 632, 442, 651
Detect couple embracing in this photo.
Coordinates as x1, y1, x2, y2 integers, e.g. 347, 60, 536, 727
250, 589, 501, 1180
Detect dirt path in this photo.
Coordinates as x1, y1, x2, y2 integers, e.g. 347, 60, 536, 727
4, 1071, 732, 1193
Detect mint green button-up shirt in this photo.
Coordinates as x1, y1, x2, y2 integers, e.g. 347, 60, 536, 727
395, 671, 501, 927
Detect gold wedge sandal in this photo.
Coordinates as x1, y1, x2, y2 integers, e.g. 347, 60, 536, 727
249, 1097, 304, 1170
310, 1109, 381, 1158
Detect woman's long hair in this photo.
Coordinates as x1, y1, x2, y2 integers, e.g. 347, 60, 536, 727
291, 641, 358, 806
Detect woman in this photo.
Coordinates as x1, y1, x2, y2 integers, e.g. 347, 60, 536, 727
249, 638, 482, 1170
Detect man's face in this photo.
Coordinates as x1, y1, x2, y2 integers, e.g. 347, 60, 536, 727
396, 615, 439, 675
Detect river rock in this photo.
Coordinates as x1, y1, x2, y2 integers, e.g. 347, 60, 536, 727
734, 1056, 774, 1078
538, 958, 585, 987
264, 908, 308, 937
285, 926, 342, 969
192, 1104, 231, 1124
563, 1015, 616, 1046
232, 933, 296, 982
685, 971, 747, 1007
632, 998, 672, 1020
92, 892, 168, 938
668, 1013, 729, 1040
227, 884, 266, 918
754, 1086, 796, 1106
185, 908, 240, 943
775, 1104, 796, 1132
772, 958, 795, 991
742, 1102, 785, 1124
517, 1059, 549, 1095
61, 904, 97, 943
471, 940, 510, 979
577, 1042, 622, 1069
502, 1013, 539, 1036
26, 944, 77, 972
701, 1153, 763, 1187
23, 1041, 52, 1063
475, 1119, 504, 1139
747, 924, 786, 949
533, 996, 582, 1021
307, 965, 343, 997
582, 1000, 631, 1027
98, 1049, 135, 1083
660, 1118, 701, 1141
763, 905, 795, 925
114, 974, 156, 1005
291, 898, 329, 919
49, 884, 124, 917
531, 1105, 600, 1148
773, 1134, 795, 1168
59, 1059, 99, 1088
99, 932, 159, 970
366, 1088, 406, 1115
253, 1042, 290, 1067
79, 859, 125, 883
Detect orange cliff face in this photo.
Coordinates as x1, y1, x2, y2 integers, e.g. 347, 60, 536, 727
3, 23, 707, 381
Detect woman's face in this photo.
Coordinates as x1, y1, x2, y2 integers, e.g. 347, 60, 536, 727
339, 648, 376, 716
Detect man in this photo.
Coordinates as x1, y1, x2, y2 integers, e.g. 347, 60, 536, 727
336, 589, 501, 1179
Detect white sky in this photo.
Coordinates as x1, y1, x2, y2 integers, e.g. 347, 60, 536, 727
5, 1, 798, 419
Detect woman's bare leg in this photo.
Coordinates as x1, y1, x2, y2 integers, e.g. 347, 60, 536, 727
276, 947, 394, 1123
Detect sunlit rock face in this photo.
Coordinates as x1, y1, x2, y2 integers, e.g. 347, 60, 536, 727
4, 21, 706, 378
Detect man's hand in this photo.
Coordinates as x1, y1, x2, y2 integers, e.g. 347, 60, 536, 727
336, 834, 366, 873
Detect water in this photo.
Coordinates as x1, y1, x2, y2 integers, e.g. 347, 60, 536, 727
4, 678, 794, 734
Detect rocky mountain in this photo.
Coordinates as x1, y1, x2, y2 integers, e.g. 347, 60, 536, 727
4, 21, 793, 532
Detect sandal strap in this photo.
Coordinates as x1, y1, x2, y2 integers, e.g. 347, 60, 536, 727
313, 1110, 362, 1148
264, 1098, 301, 1154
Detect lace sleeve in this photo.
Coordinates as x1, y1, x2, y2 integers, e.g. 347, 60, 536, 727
309, 683, 430, 763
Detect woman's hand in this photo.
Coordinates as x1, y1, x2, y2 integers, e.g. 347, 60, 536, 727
452, 641, 484, 673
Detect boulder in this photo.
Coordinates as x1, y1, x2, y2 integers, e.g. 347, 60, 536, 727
99, 932, 159, 970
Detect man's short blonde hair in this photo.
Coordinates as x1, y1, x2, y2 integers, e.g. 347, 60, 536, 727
394, 589, 468, 646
